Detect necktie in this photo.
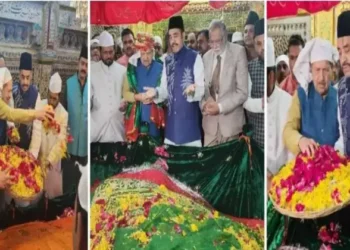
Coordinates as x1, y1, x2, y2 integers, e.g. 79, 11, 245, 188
210, 55, 221, 101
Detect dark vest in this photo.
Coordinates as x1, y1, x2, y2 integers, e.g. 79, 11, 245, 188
247, 58, 264, 148
298, 83, 339, 146
12, 83, 38, 150
136, 59, 163, 138
338, 77, 350, 156
164, 46, 201, 144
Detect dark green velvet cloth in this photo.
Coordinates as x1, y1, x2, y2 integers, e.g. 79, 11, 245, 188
91, 129, 264, 219
267, 199, 350, 249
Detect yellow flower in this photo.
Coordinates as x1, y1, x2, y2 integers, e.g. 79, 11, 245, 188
130, 230, 149, 244
135, 215, 146, 225
171, 215, 185, 224
213, 211, 219, 219
190, 224, 198, 232
182, 230, 186, 236
94, 235, 110, 250
159, 184, 167, 192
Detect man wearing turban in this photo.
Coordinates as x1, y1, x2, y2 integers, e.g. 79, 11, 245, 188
122, 33, 164, 142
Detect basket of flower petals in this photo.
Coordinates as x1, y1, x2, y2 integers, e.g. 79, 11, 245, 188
0, 145, 43, 201
269, 145, 350, 219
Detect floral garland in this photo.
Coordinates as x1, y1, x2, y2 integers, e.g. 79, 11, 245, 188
43, 105, 60, 134
91, 178, 263, 250
0, 145, 43, 200
7, 127, 20, 144
270, 145, 350, 214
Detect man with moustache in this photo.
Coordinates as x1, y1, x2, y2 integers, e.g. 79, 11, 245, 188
336, 10, 350, 157
66, 45, 88, 165
187, 32, 197, 51
12, 52, 42, 159
91, 38, 100, 63
91, 30, 126, 143
117, 28, 135, 67
154, 36, 163, 61
144, 16, 205, 147
245, 18, 265, 149
244, 11, 259, 62
284, 38, 340, 156
39, 73, 68, 199
197, 29, 210, 57
201, 20, 248, 146
122, 33, 164, 142
280, 35, 304, 95
275, 54, 290, 84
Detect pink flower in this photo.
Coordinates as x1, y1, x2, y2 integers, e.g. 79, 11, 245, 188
168, 197, 175, 205
295, 203, 305, 212
331, 189, 342, 204
318, 223, 340, 245
119, 156, 127, 162
174, 224, 182, 234
114, 152, 118, 160
154, 146, 170, 158
143, 201, 152, 217
95, 223, 103, 233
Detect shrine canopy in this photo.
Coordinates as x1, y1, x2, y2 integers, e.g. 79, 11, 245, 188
267, 1, 340, 19
90, 1, 230, 25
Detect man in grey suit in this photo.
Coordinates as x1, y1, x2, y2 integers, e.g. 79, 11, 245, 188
201, 20, 249, 146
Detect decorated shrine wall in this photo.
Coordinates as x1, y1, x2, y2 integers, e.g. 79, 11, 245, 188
268, 1, 350, 57
0, 1, 87, 103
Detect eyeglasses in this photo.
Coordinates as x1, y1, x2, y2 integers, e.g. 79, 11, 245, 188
277, 64, 288, 71
209, 38, 223, 46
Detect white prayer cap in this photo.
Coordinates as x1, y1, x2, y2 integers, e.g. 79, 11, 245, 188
0, 67, 12, 90
91, 38, 100, 48
276, 55, 289, 68
293, 38, 337, 91
49, 72, 62, 93
154, 36, 163, 46
77, 162, 87, 212
231, 32, 243, 43
99, 30, 114, 47
267, 37, 275, 67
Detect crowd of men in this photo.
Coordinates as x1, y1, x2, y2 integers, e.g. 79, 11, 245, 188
267, 10, 350, 185
0, 45, 88, 206
91, 11, 266, 149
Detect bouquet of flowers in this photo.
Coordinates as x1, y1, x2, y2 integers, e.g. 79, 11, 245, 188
269, 145, 350, 218
42, 105, 60, 134
7, 126, 20, 144
0, 145, 43, 201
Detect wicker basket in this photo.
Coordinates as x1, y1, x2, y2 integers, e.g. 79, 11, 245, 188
269, 193, 350, 219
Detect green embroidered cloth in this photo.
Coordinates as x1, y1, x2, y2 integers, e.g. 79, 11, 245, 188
91, 128, 264, 219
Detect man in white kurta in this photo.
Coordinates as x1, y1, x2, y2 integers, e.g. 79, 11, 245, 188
39, 72, 68, 199
91, 31, 126, 142
266, 38, 293, 189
